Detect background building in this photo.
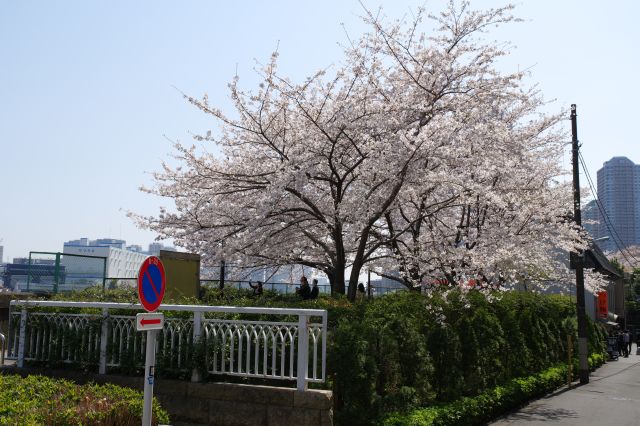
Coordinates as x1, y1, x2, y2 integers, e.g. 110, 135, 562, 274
582, 200, 599, 241
63, 237, 148, 278
148, 242, 176, 256
588, 157, 640, 253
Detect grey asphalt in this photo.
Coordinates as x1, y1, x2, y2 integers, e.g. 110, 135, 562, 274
491, 346, 640, 426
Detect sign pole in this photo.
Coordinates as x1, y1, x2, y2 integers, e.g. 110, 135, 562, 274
136, 256, 166, 426
142, 329, 157, 426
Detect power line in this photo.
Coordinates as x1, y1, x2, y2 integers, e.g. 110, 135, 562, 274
579, 154, 637, 265
578, 152, 639, 265
581, 158, 635, 262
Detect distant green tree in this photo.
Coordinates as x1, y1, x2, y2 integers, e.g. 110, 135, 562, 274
630, 268, 640, 301
610, 258, 625, 275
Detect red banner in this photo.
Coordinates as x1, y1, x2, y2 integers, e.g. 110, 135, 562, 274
597, 291, 608, 319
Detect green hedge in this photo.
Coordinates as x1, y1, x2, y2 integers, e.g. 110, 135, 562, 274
383, 353, 606, 426
40, 286, 607, 425
330, 291, 606, 425
0, 374, 170, 425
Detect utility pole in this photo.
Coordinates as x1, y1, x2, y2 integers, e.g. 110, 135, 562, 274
571, 104, 589, 384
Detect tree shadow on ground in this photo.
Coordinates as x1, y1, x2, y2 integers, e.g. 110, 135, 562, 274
507, 405, 579, 422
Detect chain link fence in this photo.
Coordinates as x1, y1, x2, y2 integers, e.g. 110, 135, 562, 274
5, 252, 107, 293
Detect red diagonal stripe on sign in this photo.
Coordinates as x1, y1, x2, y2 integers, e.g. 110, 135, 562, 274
145, 270, 161, 300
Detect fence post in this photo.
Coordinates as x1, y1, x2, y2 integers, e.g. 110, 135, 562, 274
102, 258, 107, 292
17, 307, 27, 368
296, 314, 309, 391
53, 252, 61, 294
191, 311, 202, 382
99, 308, 109, 374
0, 332, 5, 366
27, 253, 32, 292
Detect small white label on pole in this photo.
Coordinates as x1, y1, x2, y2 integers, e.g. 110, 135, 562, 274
136, 313, 164, 331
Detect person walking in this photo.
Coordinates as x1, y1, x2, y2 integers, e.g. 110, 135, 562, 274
619, 331, 627, 357
624, 330, 631, 357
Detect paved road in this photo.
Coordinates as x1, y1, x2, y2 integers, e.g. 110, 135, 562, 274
492, 346, 640, 426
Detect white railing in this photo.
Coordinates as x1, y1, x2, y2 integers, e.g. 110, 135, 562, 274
8, 300, 327, 391
0, 332, 5, 365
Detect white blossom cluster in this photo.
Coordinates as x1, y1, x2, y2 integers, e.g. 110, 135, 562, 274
137, 2, 591, 298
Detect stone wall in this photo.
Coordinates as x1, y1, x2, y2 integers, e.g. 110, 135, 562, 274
157, 380, 332, 426
0, 366, 332, 426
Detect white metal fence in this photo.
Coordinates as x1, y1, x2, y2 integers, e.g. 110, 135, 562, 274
0, 332, 5, 365
7, 300, 327, 391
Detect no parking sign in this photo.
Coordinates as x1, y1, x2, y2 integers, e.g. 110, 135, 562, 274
137, 256, 165, 312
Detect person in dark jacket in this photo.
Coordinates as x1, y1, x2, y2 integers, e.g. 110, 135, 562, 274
357, 282, 366, 301
249, 281, 263, 297
310, 279, 319, 299
297, 276, 311, 300
618, 332, 626, 357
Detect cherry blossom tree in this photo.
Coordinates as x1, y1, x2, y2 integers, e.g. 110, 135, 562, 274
610, 246, 640, 271
138, 1, 586, 300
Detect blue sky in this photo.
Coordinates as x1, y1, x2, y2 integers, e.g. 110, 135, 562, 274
1, 1, 638, 261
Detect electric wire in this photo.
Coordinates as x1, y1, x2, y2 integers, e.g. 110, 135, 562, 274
580, 153, 637, 265
578, 152, 639, 265
579, 153, 638, 264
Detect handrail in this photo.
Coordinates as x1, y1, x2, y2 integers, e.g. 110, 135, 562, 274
0, 332, 5, 365
10, 300, 326, 318
8, 300, 327, 390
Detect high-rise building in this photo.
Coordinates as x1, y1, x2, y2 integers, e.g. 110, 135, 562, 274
593, 156, 640, 253
582, 200, 599, 241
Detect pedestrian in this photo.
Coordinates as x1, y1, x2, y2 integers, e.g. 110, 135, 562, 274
357, 282, 366, 302
249, 281, 263, 297
296, 276, 311, 300
624, 330, 631, 357
310, 279, 319, 300
618, 331, 626, 357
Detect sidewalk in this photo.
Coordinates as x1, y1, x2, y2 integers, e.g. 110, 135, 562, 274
491, 346, 640, 426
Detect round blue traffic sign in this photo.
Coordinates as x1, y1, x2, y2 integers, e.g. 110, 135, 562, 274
137, 256, 166, 312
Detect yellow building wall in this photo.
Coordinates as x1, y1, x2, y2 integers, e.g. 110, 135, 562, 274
159, 250, 200, 301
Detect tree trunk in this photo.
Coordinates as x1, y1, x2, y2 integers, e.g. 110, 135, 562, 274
331, 268, 345, 294
347, 259, 364, 302
331, 222, 347, 295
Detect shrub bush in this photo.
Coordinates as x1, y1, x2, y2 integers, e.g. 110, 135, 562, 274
30, 286, 607, 425
383, 353, 606, 426
0, 374, 169, 425
331, 290, 606, 425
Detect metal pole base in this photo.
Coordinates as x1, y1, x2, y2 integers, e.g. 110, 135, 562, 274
142, 330, 157, 426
